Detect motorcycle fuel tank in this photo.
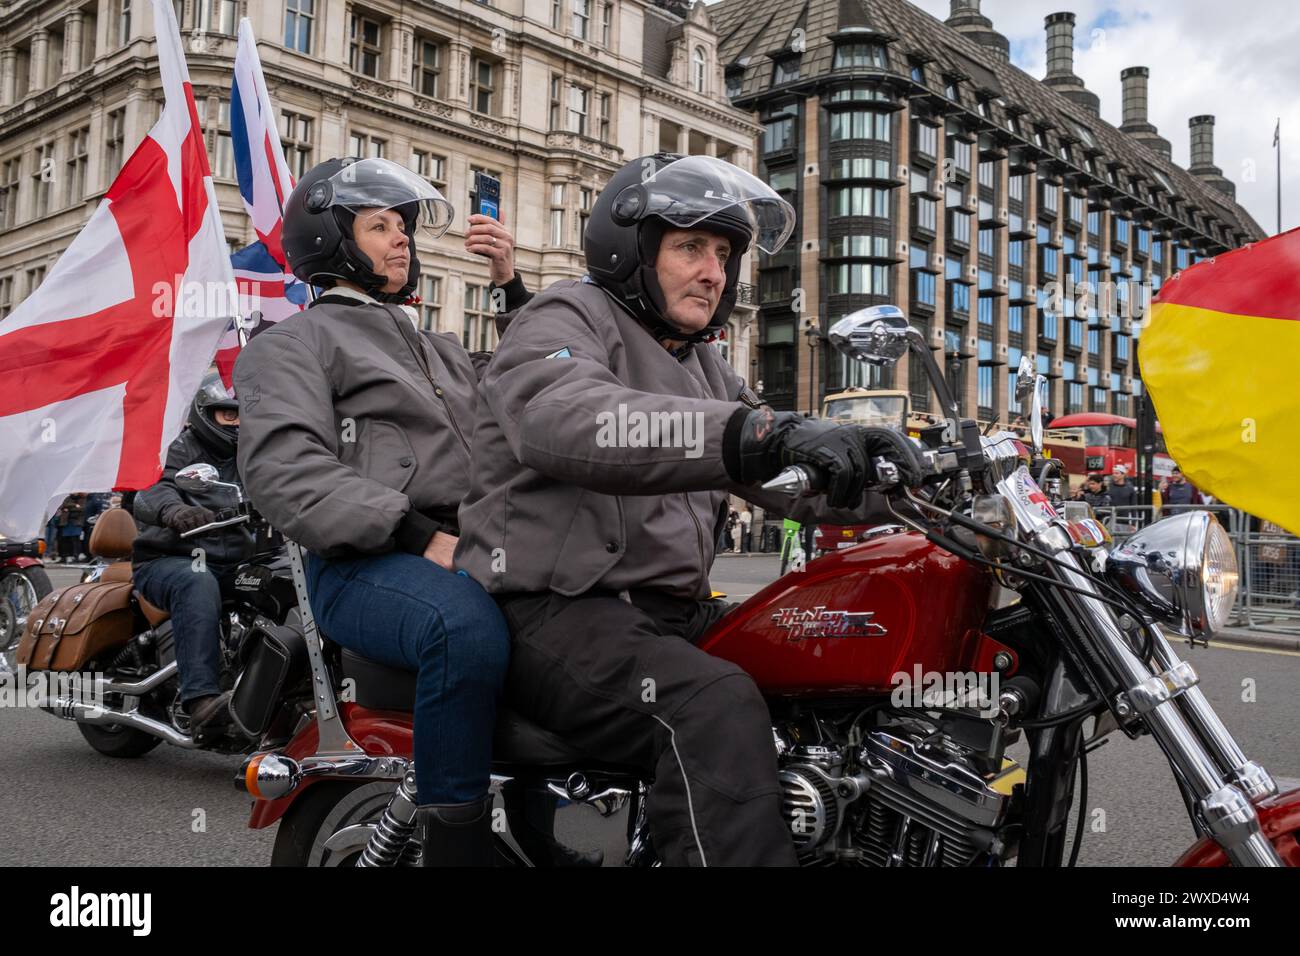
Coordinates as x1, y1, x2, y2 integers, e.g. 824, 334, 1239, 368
699, 528, 996, 696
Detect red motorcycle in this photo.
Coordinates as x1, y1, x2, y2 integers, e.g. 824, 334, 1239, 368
238, 307, 1298, 867
0, 533, 52, 670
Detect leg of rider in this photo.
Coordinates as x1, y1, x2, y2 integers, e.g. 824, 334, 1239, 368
498, 592, 797, 867
132, 556, 224, 707
305, 552, 510, 802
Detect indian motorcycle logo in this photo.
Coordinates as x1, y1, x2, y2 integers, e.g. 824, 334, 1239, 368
770, 606, 889, 640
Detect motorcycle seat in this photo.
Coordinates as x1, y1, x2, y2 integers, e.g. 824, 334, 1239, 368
338, 648, 590, 766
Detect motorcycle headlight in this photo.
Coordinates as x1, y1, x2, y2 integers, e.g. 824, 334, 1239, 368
1106, 511, 1239, 638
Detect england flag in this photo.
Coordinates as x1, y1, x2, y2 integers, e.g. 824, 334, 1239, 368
0, 0, 235, 539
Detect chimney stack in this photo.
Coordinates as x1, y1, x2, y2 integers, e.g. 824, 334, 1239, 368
946, 0, 1010, 63
1187, 115, 1236, 200
1041, 12, 1100, 116
1119, 66, 1172, 160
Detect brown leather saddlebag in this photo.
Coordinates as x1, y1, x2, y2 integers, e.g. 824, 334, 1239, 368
15, 582, 135, 671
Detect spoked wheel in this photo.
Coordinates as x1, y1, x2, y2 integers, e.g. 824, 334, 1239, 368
0, 567, 51, 669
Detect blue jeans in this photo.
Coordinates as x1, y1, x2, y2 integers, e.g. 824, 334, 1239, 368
305, 552, 510, 805
132, 557, 224, 704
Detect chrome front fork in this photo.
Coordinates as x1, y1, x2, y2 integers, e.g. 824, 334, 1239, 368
1045, 537, 1282, 867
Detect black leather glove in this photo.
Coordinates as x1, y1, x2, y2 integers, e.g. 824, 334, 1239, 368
723, 408, 870, 509
165, 504, 217, 534
860, 426, 928, 490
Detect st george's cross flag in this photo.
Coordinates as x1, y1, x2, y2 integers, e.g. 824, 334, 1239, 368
0, 0, 235, 539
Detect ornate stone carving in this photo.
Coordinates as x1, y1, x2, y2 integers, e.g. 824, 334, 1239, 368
414, 95, 454, 118
350, 74, 396, 101
469, 113, 507, 136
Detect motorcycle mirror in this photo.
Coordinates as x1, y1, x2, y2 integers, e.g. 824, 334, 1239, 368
829, 306, 912, 367
176, 462, 220, 493
1014, 355, 1036, 402
1029, 375, 1046, 456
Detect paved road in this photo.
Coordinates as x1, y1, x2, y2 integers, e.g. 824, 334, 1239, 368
2, 559, 1295, 866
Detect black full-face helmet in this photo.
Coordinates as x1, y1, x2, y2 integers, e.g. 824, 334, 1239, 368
281, 157, 455, 303
583, 154, 796, 342
189, 370, 239, 458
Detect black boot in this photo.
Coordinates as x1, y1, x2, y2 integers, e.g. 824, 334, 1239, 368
417, 796, 496, 867
523, 786, 605, 867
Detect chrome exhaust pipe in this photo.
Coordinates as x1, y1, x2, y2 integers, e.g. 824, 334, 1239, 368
38, 696, 198, 748
89, 660, 179, 698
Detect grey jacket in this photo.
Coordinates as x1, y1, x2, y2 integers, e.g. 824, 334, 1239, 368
233, 290, 490, 558
455, 279, 890, 599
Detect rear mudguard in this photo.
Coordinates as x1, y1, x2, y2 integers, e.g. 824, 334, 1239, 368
247, 704, 414, 829
1173, 787, 1300, 866
2, 557, 43, 570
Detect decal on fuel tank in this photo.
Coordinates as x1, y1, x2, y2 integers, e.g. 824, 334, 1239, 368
770, 606, 888, 639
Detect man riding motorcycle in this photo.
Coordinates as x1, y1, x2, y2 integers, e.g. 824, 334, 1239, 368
456, 153, 925, 865
132, 372, 254, 736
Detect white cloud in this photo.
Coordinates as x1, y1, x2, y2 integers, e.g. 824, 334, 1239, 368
910, 0, 1300, 233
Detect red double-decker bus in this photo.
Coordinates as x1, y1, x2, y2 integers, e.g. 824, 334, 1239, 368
1047, 412, 1174, 479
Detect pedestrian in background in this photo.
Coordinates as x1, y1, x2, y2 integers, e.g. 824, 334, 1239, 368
1160, 467, 1202, 513
740, 506, 753, 553
55, 493, 86, 563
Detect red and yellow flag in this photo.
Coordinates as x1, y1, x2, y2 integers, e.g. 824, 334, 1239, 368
1140, 228, 1300, 534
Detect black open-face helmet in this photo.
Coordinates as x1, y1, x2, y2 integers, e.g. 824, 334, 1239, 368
189, 370, 239, 458
281, 157, 455, 303
583, 154, 796, 342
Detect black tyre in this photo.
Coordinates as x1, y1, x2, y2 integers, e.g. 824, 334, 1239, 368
270, 780, 399, 867
77, 720, 163, 758
0, 566, 53, 665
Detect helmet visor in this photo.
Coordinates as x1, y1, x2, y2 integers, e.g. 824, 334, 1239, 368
196, 370, 236, 405
323, 158, 456, 239
636, 156, 796, 255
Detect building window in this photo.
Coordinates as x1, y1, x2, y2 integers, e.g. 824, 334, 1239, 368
104, 108, 125, 176
1114, 216, 1130, 246
64, 127, 88, 207
978, 360, 994, 412
549, 183, 565, 247
214, 100, 235, 179
284, 0, 315, 54
726, 70, 743, 100
1039, 179, 1058, 213
828, 263, 891, 296
29, 143, 52, 219
913, 120, 938, 159
411, 149, 447, 189
0, 159, 19, 230
910, 61, 925, 84
948, 281, 970, 316
978, 295, 994, 327
26, 265, 46, 298
550, 0, 562, 30
597, 93, 611, 141
829, 110, 891, 143
913, 196, 937, 233
1040, 246, 1059, 279
279, 111, 314, 179
772, 57, 800, 85
692, 47, 707, 93
600, 2, 612, 47
198, 0, 239, 34
832, 42, 886, 69
572, 0, 591, 40
829, 186, 889, 218
349, 14, 383, 78
579, 187, 593, 244
948, 137, 971, 175
114, 0, 131, 47
463, 283, 497, 353
1068, 194, 1084, 224
949, 209, 971, 246
913, 270, 936, 306
0, 274, 12, 319
762, 117, 794, 153
414, 37, 443, 96
549, 75, 562, 129
567, 84, 589, 136
470, 58, 497, 114
418, 275, 442, 331
1009, 306, 1024, 335
348, 132, 386, 158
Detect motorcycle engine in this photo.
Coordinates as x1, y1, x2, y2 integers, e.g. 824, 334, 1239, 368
776, 718, 1021, 866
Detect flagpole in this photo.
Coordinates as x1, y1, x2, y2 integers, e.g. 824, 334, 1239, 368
1277, 119, 1282, 235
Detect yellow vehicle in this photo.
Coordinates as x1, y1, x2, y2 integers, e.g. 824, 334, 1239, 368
820, 387, 1087, 489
